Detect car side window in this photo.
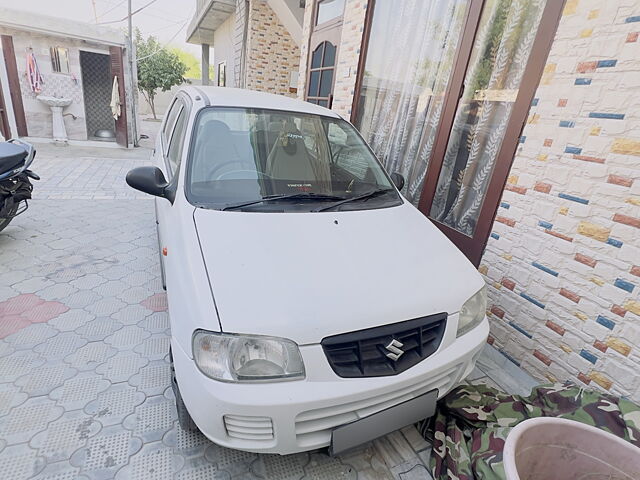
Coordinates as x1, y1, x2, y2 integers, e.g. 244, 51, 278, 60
162, 99, 181, 151
167, 105, 188, 176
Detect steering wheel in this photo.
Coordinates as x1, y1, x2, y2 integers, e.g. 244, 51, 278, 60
216, 170, 273, 181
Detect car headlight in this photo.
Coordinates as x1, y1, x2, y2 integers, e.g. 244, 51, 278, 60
456, 285, 487, 337
192, 330, 305, 382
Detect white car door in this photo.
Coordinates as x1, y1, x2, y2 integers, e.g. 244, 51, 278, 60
155, 96, 188, 287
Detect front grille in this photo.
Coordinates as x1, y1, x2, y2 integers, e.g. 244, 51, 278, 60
295, 364, 460, 448
223, 414, 274, 441
321, 313, 447, 378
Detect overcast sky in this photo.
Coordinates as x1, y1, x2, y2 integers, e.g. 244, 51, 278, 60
0, 0, 200, 57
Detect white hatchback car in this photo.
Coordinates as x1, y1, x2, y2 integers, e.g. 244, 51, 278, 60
127, 86, 489, 455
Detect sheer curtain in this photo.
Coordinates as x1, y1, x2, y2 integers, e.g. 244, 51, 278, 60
430, 0, 546, 235
354, 0, 470, 205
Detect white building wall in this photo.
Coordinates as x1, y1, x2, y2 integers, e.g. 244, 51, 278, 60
213, 12, 237, 87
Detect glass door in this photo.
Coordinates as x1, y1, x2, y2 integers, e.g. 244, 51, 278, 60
353, 0, 472, 205
418, 0, 565, 265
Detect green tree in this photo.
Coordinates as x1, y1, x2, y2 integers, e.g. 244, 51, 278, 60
135, 29, 187, 119
169, 47, 200, 79
169, 47, 215, 80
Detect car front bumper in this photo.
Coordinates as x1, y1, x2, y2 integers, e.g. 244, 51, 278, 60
172, 317, 489, 455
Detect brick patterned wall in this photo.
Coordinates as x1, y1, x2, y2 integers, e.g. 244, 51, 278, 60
245, 0, 300, 97
296, 0, 315, 100
297, 0, 369, 119
330, 0, 368, 118
481, 0, 640, 402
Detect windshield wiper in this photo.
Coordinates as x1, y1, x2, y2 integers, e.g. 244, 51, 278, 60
222, 193, 346, 211
313, 188, 396, 212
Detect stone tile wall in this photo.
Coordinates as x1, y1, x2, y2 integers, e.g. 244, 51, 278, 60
245, 0, 300, 97
481, 0, 640, 402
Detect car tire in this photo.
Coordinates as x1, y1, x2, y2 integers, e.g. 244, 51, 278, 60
170, 348, 198, 432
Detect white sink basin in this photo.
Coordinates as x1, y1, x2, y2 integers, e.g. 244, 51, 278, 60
36, 95, 72, 108
37, 96, 72, 144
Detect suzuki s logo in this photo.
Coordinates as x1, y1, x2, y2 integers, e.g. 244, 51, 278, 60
384, 339, 404, 361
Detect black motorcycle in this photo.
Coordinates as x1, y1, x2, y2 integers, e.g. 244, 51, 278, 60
0, 139, 39, 233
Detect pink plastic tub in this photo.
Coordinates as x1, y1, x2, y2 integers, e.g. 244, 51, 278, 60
503, 417, 640, 480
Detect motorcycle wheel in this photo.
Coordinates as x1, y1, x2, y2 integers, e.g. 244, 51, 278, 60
0, 204, 18, 233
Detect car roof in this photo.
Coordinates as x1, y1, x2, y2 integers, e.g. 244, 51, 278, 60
180, 86, 342, 119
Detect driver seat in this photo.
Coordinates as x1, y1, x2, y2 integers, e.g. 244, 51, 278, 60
196, 120, 244, 180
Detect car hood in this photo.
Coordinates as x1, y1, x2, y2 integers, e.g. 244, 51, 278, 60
193, 202, 484, 345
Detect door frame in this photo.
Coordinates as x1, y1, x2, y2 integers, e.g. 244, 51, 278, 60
350, 0, 566, 266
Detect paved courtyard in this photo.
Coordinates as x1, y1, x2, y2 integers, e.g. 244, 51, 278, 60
0, 138, 537, 479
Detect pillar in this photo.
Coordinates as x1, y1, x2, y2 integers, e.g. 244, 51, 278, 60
202, 44, 210, 86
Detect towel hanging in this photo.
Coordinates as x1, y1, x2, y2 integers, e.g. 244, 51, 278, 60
26, 52, 43, 93
110, 76, 121, 120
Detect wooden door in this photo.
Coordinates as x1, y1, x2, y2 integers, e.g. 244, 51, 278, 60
305, 0, 345, 108
109, 46, 128, 147
1, 35, 27, 137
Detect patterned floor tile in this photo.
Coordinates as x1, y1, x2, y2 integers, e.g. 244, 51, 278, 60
115, 443, 184, 480
105, 325, 151, 349
31, 461, 89, 480
0, 396, 64, 444
29, 410, 101, 463
70, 425, 143, 477
112, 304, 152, 326
49, 373, 111, 410
134, 335, 170, 360
48, 309, 96, 331
95, 352, 149, 383
85, 383, 146, 426
75, 317, 123, 342
0, 350, 46, 382
34, 331, 87, 359
64, 342, 118, 370
251, 453, 309, 480
5, 322, 58, 349
123, 396, 177, 443
176, 456, 231, 480
15, 363, 78, 397
0, 445, 46, 480
128, 360, 172, 396
204, 444, 257, 477
302, 453, 357, 480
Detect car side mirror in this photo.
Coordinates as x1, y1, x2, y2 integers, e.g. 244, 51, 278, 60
390, 173, 405, 191
126, 166, 170, 200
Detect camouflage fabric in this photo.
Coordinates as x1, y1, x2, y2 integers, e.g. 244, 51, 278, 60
421, 383, 640, 480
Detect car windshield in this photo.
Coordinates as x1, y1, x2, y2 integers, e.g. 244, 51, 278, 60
186, 107, 401, 212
